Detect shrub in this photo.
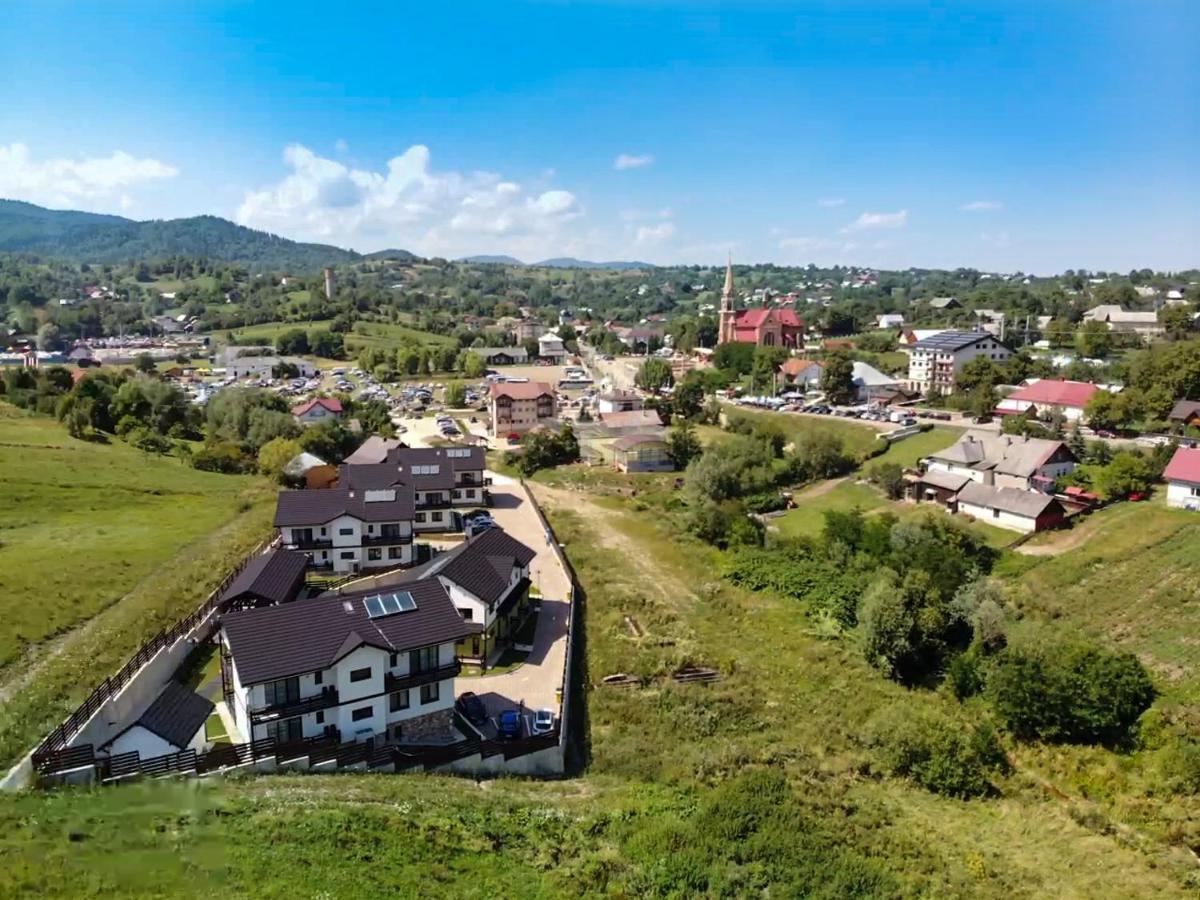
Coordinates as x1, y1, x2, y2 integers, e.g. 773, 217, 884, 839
867, 461, 905, 499
986, 643, 1155, 745
191, 440, 253, 474
870, 706, 1010, 798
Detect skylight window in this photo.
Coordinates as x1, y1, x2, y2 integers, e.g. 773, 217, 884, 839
363, 591, 418, 618
410, 464, 441, 475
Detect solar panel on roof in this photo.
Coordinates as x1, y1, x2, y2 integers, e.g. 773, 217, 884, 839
363, 591, 417, 618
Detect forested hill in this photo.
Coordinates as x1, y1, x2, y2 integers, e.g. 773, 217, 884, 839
0, 199, 412, 271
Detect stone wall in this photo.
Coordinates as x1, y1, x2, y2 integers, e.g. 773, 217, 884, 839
399, 708, 454, 742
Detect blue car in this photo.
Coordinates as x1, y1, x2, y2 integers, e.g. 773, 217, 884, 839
497, 709, 522, 739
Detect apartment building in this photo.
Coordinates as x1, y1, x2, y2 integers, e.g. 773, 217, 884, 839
906, 330, 1012, 396
274, 487, 416, 574
340, 445, 489, 533
489, 380, 557, 436
220, 578, 474, 746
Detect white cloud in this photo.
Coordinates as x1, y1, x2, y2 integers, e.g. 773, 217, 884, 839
613, 153, 654, 171
237, 144, 586, 258
816, 197, 846, 208
960, 200, 1003, 211
844, 209, 908, 231
0, 143, 177, 208
635, 222, 676, 245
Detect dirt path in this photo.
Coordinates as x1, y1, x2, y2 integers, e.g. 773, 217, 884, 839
790, 476, 848, 502
1014, 512, 1110, 556
528, 482, 695, 606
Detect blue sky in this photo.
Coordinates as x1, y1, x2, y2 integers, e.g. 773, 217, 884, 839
1, 1, 1196, 271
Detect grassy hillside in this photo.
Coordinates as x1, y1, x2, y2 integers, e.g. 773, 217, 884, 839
226, 318, 457, 353
0, 405, 275, 765
725, 406, 884, 460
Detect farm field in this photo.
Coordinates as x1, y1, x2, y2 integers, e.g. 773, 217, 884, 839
0, 405, 275, 767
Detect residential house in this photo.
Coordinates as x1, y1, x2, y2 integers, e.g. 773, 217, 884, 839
1164, 447, 1200, 510
780, 358, 823, 388
596, 390, 644, 414
343, 436, 407, 465
514, 317, 545, 342
473, 346, 528, 366
924, 431, 1077, 492
928, 297, 961, 310
291, 397, 344, 425
340, 445, 489, 534
597, 408, 665, 434
227, 354, 316, 379
899, 328, 946, 349
285, 451, 339, 489
1168, 400, 1200, 428
275, 486, 416, 574
612, 434, 674, 473
100, 681, 214, 759
906, 331, 1012, 395
220, 579, 474, 745
851, 361, 901, 402
955, 482, 1067, 533
219, 546, 310, 610
538, 333, 568, 362
1082, 305, 1164, 341
490, 380, 557, 436
875, 313, 906, 329
995, 379, 1101, 423
388, 528, 535, 666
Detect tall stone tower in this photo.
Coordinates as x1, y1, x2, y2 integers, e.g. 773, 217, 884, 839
718, 253, 736, 344
323, 267, 335, 300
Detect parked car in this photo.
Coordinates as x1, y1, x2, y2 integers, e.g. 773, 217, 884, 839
455, 692, 488, 726
531, 709, 555, 735
497, 709, 522, 739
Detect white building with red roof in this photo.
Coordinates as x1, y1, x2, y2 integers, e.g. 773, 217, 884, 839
1163, 447, 1200, 511
291, 396, 344, 425
995, 379, 1102, 422
717, 256, 804, 348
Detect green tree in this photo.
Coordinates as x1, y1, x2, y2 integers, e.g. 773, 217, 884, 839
257, 436, 303, 483
444, 381, 467, 407
1090, 451, 1152, 500
459, 351, 486, 379
1159, 305, 1194, 341
672, 370, 706, 420
1075, 320, 1113, 358
134, 353, 156, 374
275, 328, 310, 355
666, 419, 702, 468
820, 350, 856, 405
867, 461, 905, 499
635, 357, 674, 392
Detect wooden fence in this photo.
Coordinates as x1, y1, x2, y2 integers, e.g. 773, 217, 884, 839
30, 537, 277, 773
39, 728, 560, 785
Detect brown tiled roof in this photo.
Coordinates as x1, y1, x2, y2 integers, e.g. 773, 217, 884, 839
612, 433, 668, 451
274, 486, 415, 527
132, 681, 214, 749
489, 380, 555, 401
220, 546, 309, 606
394, 528, 536, 606
221, 578, 473, 685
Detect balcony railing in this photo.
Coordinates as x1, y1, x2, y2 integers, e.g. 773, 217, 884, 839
289, 537, 333, 550
385, 661, 461, 693
362, 533, 413, 546
250, 687, 340, 725
415, 498, 453, 510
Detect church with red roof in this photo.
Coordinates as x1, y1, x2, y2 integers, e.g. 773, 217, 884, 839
717, 257, 804, 348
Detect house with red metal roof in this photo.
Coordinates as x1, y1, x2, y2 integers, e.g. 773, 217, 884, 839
995, 379, 1102, 422
1163, 446, 1200, 510
291, 396, 344, 425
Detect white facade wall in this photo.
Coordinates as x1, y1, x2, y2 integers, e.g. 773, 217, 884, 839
286, 513, 412, 573
956, 501, 1037, 533
232, 641, 458, 744
1167, 480, 1200, 510
907, 339, 1012, 395
108, 724, 205, 759
996, 398, 1087, 422
297, 406, 339, 425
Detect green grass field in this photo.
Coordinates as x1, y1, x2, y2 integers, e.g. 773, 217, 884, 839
725, 406, 883, 460
223, 318, 457, 356
869, 424, 962, 468
0, 405, 275, 766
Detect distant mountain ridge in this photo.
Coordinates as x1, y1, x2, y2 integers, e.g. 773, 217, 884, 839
461, 252, 654, 270
0, 199, 412, 271
0, 199, 651, 272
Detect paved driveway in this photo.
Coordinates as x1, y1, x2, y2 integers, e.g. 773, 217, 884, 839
452, 473, 572, 717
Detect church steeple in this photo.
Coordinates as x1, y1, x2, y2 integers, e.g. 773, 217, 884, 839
721, 252, 735, 309
718, 252, 736, 343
